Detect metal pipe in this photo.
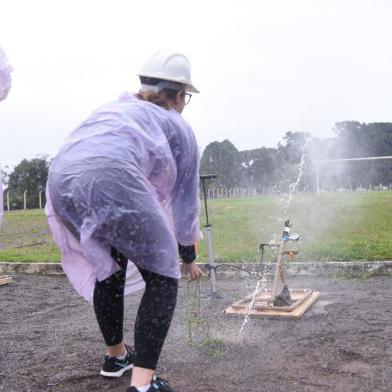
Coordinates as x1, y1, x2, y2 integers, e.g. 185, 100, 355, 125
23, 190, 27, 210
200, 174, 218, 296
205, 225, 217, 295
39, 190, 43, 209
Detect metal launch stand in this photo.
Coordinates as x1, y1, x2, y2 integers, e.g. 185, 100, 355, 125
200, 174, 221, 298
225, 220, 319, 318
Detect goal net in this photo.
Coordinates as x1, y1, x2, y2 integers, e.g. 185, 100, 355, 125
315, 156, 392, 192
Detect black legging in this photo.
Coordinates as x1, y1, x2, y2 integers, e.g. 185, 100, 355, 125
93, 248, 178, 370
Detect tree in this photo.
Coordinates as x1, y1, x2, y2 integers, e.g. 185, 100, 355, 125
5, 156, 50, 209
200, 140, 240, 187
332, 121, 392, 158
276, 131, 314, 192
314, 122, 392, 189
1, 167, 9, 186
238, 147, 279, 191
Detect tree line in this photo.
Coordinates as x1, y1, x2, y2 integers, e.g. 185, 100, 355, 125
200, 121, 392, 192
2, 121, 392, 209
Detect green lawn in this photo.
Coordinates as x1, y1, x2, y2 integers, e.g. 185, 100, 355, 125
1, 191, 391, 262
0, 209, 61, 262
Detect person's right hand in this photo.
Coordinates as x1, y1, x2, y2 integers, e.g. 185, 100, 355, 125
182, 261, 205, 282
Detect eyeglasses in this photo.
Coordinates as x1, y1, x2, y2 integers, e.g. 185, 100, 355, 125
184, 93, 192, 105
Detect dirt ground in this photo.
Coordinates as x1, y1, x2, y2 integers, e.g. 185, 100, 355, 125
1, 272, 391, 392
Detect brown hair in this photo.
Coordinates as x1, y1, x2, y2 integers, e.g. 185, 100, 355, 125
136, 76, 183, 109
136, 90, 175, 110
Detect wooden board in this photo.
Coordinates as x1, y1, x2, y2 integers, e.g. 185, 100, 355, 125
231, 288, 313, 312
224, 291, 320, 319
0, 275, 13, 286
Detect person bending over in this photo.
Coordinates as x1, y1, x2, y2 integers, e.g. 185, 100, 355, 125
46, 49, 203, 392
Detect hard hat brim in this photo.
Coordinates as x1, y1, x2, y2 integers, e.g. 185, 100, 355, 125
138, 72, 199, 93
186, 84, 200, 94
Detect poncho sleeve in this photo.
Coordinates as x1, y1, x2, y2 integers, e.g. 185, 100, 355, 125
168, 112, 202, 246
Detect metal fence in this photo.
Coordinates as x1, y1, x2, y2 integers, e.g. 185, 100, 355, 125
3, 187, 258, 211
3, 190, 46, 211
4, 183, 392, 211
203, 187, 257, 199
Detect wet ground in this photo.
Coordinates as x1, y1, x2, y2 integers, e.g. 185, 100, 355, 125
1, 272, 391, 392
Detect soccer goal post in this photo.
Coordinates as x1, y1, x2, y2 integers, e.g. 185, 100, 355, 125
315, 156, 392, 194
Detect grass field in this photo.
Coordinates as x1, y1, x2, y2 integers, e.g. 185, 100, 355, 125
0, 209, 61, 262
0, 191, 391, 263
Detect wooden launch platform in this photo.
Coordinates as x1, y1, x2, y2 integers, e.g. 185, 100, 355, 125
224, 288, 320, 319
0, 275, 13, 286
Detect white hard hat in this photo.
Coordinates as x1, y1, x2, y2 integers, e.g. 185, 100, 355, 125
138, 49, 199, 93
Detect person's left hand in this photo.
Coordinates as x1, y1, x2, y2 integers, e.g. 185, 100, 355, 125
182, 261, 205, 282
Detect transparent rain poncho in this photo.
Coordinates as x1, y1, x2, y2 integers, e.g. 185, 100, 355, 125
0, 170, 3, 226
0, 46, 13, 226
0, 46, 12, 102
46, 92, 202, 302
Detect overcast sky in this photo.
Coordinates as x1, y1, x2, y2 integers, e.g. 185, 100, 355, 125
1, 0, 391, 169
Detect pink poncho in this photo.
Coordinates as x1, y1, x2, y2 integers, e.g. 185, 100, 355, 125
0, 46, 12, 102
0, 46, 13, 225
46, 92, 202, 302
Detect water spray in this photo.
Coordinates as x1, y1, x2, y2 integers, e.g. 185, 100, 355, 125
225, 219, 320, 318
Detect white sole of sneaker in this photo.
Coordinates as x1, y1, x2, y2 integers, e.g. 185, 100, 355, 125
100, 364, 133, 378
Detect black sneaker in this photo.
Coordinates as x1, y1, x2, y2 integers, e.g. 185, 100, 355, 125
100, 344, 134, 378
126, 375, 177, 392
